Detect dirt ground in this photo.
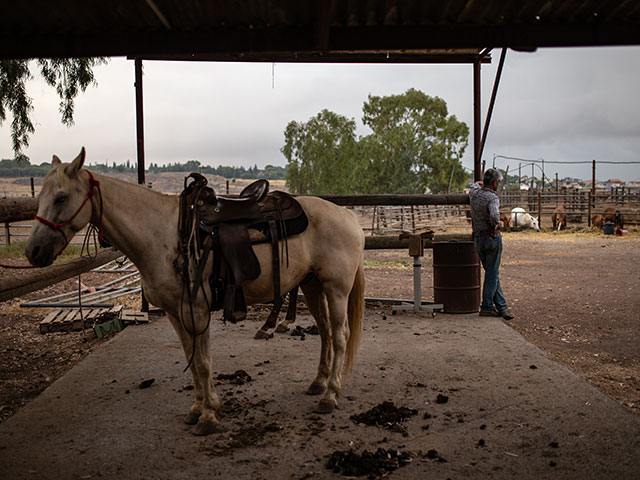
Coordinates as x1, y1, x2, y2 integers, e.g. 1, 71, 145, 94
1, 230, 639, 427
364, 231, 640, 418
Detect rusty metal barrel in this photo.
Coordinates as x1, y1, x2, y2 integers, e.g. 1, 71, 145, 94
433, 241, 481, 313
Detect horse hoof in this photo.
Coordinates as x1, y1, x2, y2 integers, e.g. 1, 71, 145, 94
314, 399, 336, 414
254, 329, 270, 340
184, 411, 201, 425
274, 323, 290, 334
306, 383, 326, 396
192, 419, 219, 436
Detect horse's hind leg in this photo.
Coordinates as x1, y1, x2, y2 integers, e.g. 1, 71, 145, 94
315, 284, 350, 414
275, 286, 300, 333
301, 278, 332, 396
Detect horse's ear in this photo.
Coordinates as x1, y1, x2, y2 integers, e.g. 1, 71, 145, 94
51, 155, 62, 170
65, 147, 86, 178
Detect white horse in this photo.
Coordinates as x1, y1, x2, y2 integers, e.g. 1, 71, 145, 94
25, 148, 365, 436
510, 207, 540, 231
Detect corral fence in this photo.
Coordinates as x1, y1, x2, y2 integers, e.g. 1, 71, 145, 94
352, 204, 470, 235
498, 188, 640, 228
4, 187, 640, 246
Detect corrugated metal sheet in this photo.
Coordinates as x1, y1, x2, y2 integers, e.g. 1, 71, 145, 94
1, 1, 640, 60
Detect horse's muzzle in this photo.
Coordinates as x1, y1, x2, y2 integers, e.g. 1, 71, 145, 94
25, 233, 60, 268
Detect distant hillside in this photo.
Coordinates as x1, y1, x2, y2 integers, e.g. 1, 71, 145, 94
0, 158, 286, 180
0, 171, 287, 197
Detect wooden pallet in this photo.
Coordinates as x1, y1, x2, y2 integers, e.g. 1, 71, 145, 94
39, 305, 123, 333
120, 310, 150, 325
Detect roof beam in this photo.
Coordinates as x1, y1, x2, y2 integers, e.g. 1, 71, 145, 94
2, 22, 640, 60
144, 0, 172, 30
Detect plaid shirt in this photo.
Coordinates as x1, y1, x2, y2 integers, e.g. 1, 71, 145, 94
469, 183, 501, 234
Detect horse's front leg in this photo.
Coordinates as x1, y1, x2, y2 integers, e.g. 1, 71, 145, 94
168, 309, 221, 436
166, 313, 204, 424
190, 328, 221, 436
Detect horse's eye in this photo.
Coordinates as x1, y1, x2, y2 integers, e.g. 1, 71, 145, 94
54, 195, 68, 205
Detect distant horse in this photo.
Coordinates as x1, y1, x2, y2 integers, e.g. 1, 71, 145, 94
591, 214, 604, 228
552, 206, 567, 231
25, 148, 365, 436
499, 212, 511, 232
603, 207, 624, 228
511, 207, 540, 231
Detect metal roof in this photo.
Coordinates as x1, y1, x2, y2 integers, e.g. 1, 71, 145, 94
2, 1, 640, 63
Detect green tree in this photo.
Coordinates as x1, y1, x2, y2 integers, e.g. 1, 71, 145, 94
0, 58, 107, 161
283, 109, 360, 194
361, 88, 469, 193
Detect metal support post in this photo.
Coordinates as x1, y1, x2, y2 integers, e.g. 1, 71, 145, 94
392, 233, 443, 316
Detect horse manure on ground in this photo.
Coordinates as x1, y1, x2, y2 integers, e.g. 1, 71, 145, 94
423, 449, 447, 462
436, 393, 449, 404
138, 378, 155, 389
326, 448, 412, 478
216, 370, 252, 385
203, 421, 283, 456
290, 325, 319, 339
350, 401, 418, 433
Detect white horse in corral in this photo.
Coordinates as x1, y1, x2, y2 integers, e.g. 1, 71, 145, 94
510, 207, 540, 231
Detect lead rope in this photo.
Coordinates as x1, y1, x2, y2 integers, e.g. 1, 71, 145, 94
77, 223, 102, 338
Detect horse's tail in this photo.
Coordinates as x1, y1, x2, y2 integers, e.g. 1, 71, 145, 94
345, 262, 365, 373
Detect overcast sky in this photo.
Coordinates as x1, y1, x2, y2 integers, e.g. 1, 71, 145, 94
1, 46, 639, 181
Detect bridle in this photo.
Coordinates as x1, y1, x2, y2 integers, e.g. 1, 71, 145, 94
34, 170, 105, 249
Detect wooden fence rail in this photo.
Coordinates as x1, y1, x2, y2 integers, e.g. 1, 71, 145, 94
0, 248, 123, 303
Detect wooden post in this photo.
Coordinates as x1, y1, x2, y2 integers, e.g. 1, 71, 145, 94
371, 206, 377, 235
518, 163, 521, 190
587, 191, 592, 227
4, 222, 9, 245
537, 191, 542, 228
531, 163, 535, 193
591, 160, 596, 205
410, 205, 415, 232
30, 177, 35, 198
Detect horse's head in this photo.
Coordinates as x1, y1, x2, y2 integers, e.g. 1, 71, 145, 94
25, 147, 93, 267
530, 216, 540, 232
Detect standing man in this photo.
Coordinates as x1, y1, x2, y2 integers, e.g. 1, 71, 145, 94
469, 168, 515, 320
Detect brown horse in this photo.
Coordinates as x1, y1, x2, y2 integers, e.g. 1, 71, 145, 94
499, 212, 511, 232
552, 206, 567, 231
592, 214, 604, 228
603, 207, 624, 228
25, 148, 365, 436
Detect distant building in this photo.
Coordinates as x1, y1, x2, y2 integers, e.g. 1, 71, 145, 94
603, 178, 625, 189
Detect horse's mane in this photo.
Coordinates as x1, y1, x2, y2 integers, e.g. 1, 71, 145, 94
89, 170, 177, 201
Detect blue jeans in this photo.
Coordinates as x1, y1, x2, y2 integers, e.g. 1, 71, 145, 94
474, 233, 508, 313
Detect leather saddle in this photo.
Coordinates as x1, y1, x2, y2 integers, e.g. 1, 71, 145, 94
178, 173, 308, 323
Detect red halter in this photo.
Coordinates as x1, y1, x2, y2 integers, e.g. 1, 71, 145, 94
34, 170, 104, 246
